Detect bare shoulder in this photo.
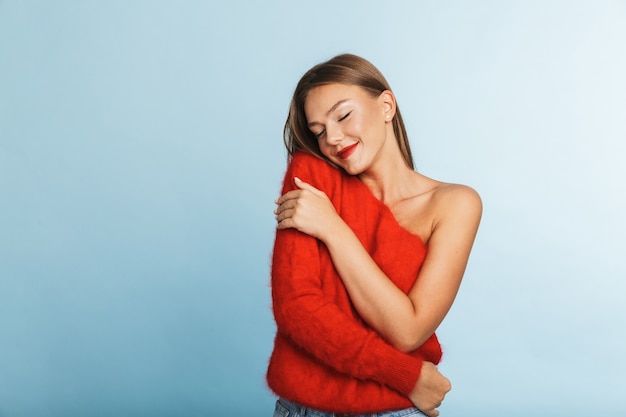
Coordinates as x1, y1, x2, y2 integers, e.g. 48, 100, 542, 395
431, 182, 483, 222
433, 182, 481, 205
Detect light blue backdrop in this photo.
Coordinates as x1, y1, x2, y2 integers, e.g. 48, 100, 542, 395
1, 1, 625, 416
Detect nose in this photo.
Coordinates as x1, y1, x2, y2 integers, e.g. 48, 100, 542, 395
324, 122, 343, 145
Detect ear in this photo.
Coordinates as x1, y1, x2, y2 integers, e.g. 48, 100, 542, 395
379, 90, 396, 122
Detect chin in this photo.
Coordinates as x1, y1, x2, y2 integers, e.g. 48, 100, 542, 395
341, 163, 364, 176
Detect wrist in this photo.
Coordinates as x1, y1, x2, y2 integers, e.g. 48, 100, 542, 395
319, 215, 350, 245
321, 217, 358, 251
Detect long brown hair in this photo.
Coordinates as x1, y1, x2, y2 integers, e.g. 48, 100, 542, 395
284, 54, 414, 169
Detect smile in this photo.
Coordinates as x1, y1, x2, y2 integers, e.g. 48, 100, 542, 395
337, 143, 358, 160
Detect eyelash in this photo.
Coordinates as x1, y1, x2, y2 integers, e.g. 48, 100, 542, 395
314, 111, 351, 139
338, 111, 351, 122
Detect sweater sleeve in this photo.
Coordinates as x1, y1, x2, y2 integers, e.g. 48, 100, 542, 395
271, 152, 423, 396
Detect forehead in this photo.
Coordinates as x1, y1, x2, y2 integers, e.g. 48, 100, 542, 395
304, 84, 372, 116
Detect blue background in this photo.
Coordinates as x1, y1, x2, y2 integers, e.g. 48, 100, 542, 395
1, 1, 625, 416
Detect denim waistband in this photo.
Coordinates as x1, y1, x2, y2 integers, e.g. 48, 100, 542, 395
274, 398, 426, 417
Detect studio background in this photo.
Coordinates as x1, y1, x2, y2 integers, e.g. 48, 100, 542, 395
1, 1, 625, 416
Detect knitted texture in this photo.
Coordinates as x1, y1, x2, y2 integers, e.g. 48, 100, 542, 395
266, 152, 442, 413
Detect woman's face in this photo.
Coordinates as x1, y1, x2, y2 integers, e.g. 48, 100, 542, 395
304, 83, 393, 175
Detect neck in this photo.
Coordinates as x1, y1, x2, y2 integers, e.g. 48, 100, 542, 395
358, 148, 416, 205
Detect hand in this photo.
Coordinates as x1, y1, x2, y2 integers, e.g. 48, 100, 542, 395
408, 362, 451, 417
274, 177, 340, 241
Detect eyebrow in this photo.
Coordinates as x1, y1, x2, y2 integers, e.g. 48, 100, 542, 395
307, 99, 349, 127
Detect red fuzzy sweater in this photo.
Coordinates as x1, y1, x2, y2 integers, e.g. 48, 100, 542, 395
266, 152, 442, 413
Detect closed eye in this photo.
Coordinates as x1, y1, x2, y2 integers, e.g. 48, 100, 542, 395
312, 111, 350, 139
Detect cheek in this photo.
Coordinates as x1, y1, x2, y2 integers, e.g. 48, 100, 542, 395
317, 138, 332, 157
347, 116, 362, 133
349, 112, 377, 136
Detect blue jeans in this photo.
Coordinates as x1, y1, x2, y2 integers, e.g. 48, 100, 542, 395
273, 398, 427, 417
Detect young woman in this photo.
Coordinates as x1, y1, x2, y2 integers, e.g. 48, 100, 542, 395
267, 54, 482, 417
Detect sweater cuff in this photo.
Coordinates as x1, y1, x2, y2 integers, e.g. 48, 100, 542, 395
382, 353, 423, 396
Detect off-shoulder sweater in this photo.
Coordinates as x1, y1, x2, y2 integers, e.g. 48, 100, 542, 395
266, 152, 442, 413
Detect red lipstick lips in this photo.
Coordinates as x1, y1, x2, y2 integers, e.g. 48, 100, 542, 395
337, 143, 358, 160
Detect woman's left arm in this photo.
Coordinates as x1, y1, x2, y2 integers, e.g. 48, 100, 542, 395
275, 178, 482, 353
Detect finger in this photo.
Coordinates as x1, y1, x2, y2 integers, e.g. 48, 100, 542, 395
294, 177, 324, 195
275, 190, 302, 205
422, 409, 438, 417
276, 219, 291, 230
276, 215, 290, 229
275, 207, 295, 223
274, 198, 298, 216
276, 214, 297, 230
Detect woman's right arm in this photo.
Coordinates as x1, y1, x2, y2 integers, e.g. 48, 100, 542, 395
271, 153, 451, 416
